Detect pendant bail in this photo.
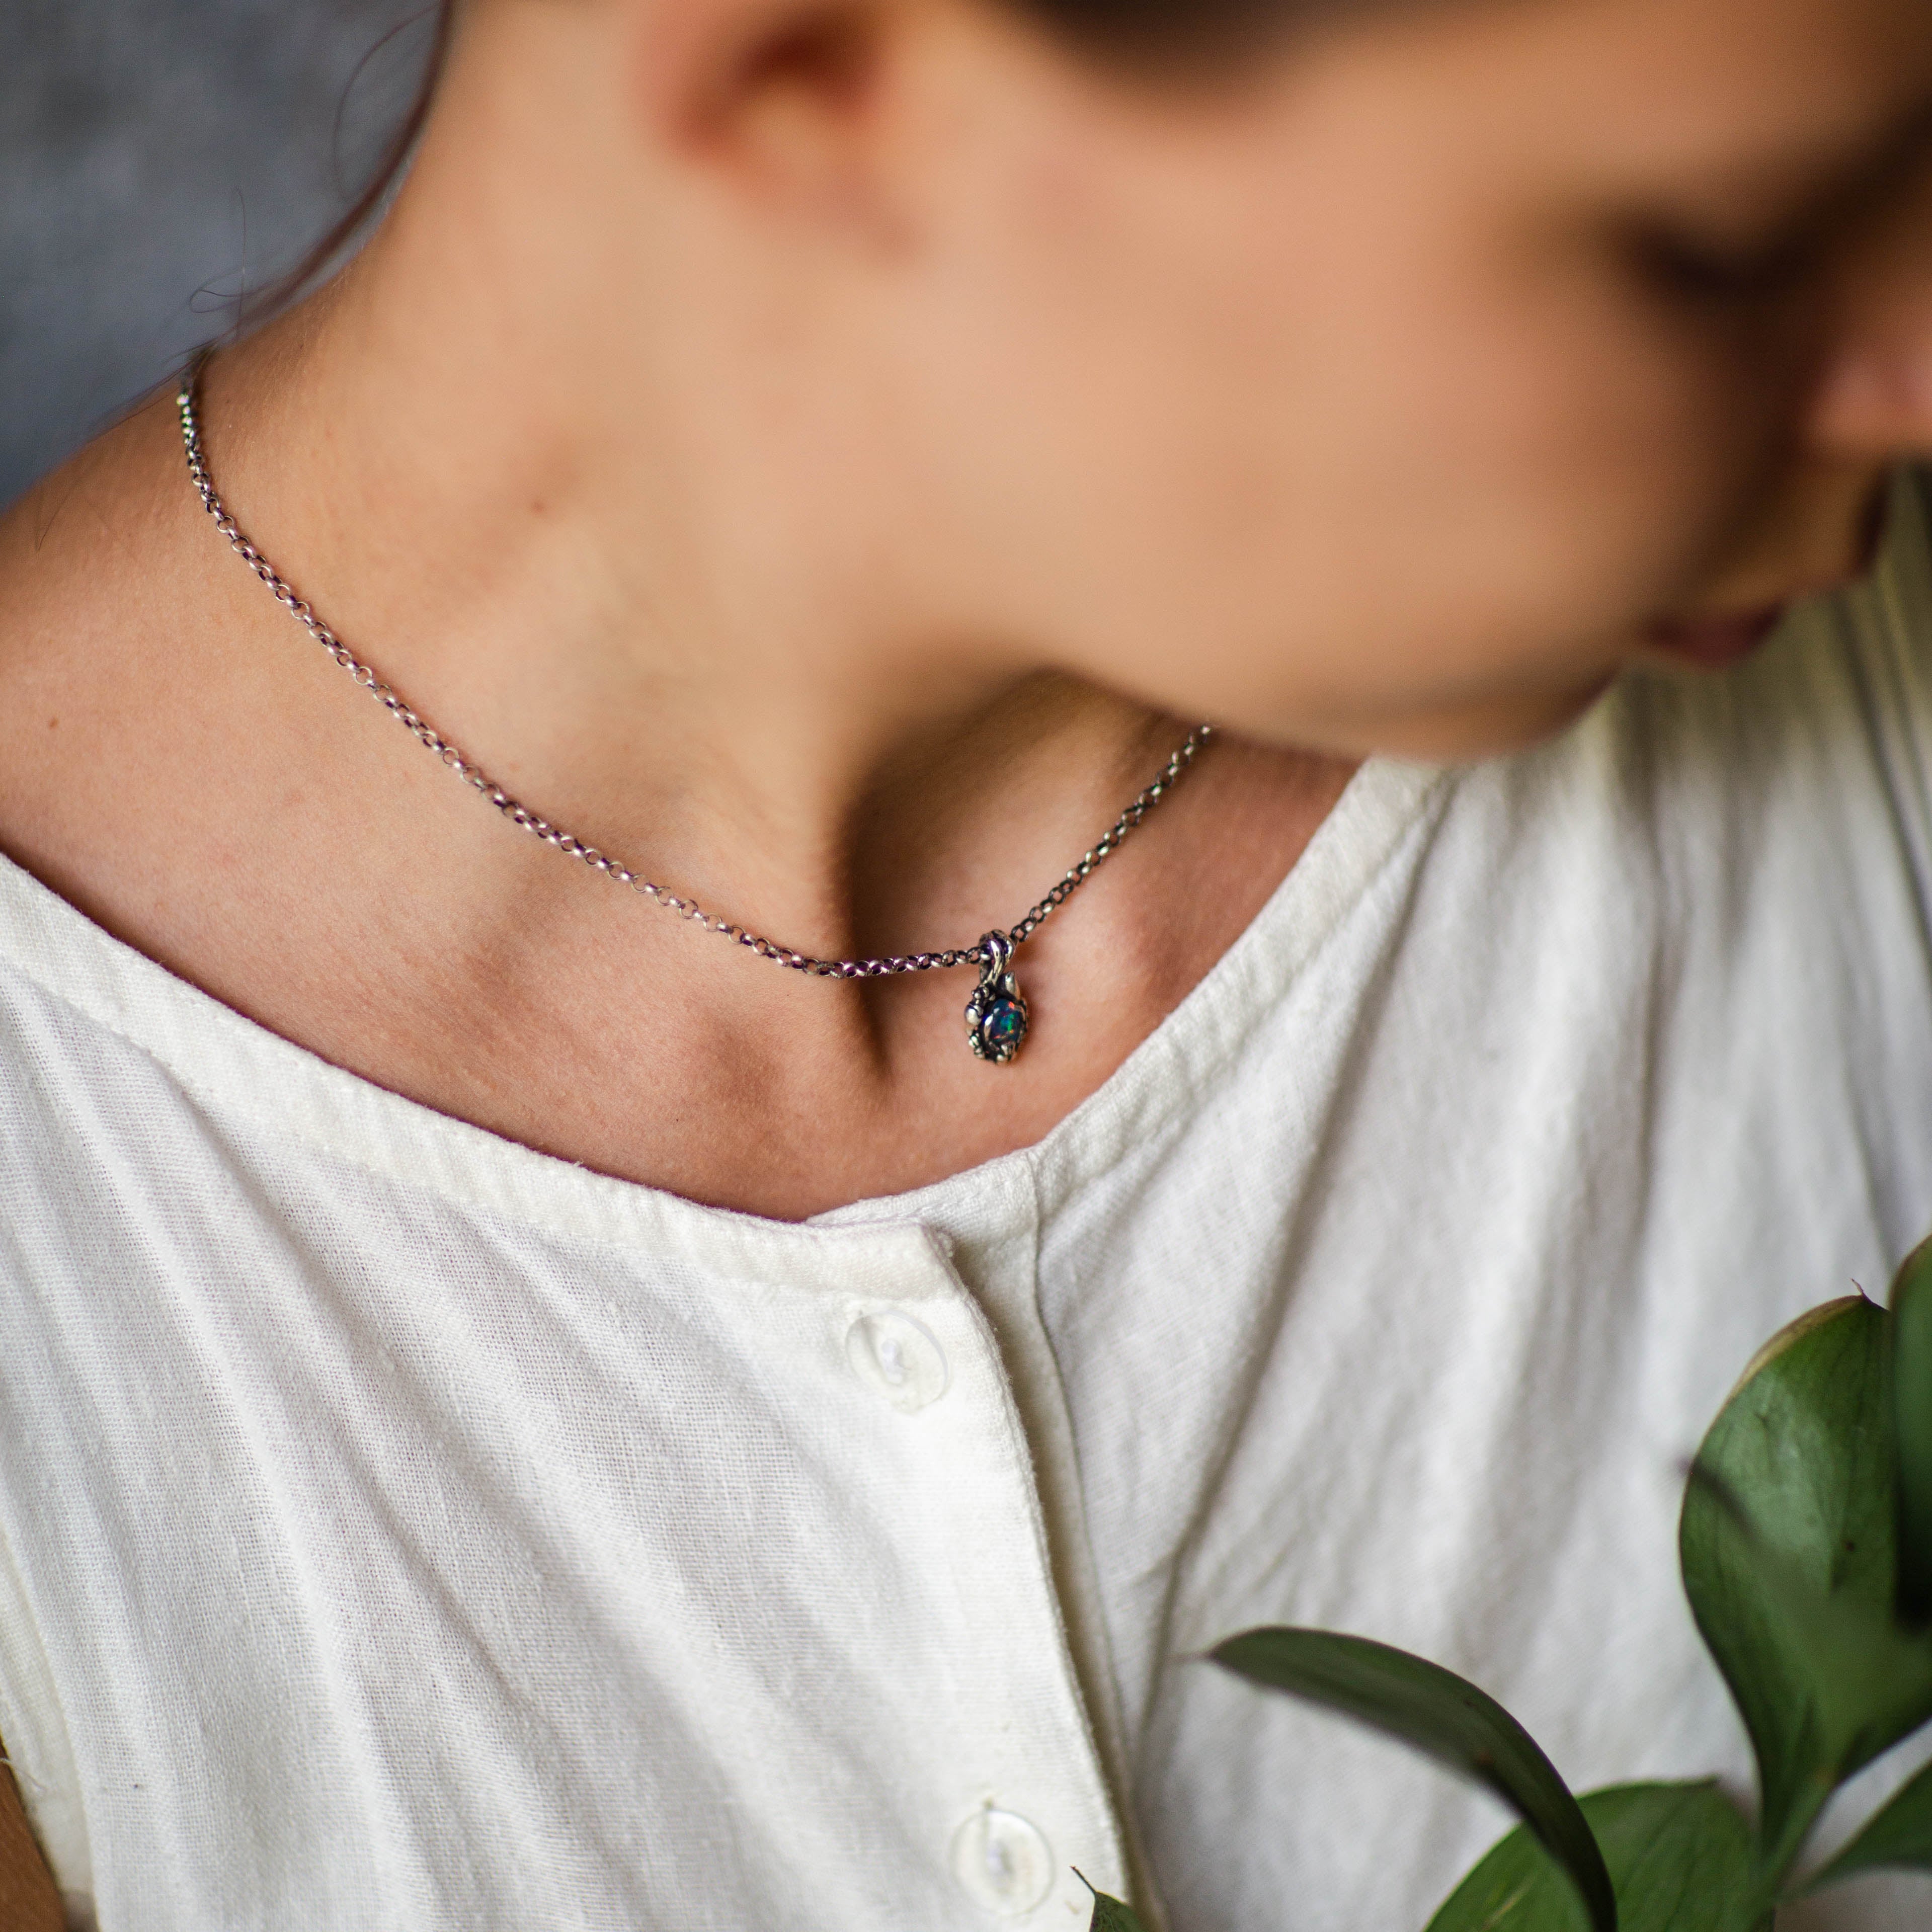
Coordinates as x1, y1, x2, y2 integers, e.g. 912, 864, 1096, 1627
965, 930, 1030, 1065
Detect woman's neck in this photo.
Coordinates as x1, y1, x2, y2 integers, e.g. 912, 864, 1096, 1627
0, 0, 1357, 1217
193, 134, 1143, 976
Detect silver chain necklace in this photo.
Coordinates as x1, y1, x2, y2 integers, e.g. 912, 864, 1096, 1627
176, 366, 1212, 1064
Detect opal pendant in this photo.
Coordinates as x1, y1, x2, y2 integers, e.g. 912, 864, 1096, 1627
965, 931, 1030, 1065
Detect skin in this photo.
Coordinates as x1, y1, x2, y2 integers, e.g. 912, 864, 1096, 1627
3, 0, 1929, 1232
1, 0, 1930, 1903
0, 0, 1926, 1228
0, 1758, 61, 1932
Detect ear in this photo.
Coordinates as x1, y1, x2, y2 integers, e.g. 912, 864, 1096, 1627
630, 0, 927, 230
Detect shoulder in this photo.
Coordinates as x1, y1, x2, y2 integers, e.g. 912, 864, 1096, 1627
0, 389, 203, 893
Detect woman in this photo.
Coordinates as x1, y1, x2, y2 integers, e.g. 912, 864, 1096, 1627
1, 0, 1929, 1924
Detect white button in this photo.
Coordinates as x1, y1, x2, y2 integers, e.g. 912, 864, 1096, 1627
845, 1310, 949, 1413
950, 1807, 1055, 1916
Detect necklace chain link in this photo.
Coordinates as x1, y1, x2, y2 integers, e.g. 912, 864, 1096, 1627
176, 365, 1212, 982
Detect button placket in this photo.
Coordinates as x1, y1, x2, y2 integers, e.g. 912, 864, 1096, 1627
822, 1233, 1133, 1924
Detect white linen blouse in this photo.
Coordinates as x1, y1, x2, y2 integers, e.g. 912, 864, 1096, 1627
3, 480, 1932, 1932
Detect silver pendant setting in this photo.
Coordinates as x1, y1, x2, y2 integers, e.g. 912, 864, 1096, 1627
965, 931, 1030, 1065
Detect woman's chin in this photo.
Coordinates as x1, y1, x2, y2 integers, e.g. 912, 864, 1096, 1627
1264, 674, 1624, 766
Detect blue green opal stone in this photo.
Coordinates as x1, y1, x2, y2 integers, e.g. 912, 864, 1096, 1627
984, 998, 1028, 1053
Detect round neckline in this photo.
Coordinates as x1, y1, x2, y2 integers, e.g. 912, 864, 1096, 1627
0, 758, 1443, 1267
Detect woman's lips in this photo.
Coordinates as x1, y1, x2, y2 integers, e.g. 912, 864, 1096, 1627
1641, 605, 1788, 670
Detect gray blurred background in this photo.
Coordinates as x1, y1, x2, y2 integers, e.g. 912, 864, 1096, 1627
1, 0, 436, 508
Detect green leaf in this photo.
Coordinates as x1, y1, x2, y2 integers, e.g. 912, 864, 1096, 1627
1894, 1239, 1932, 1626
1074, 1871, 1151, 1931
1801, 1756, 1932, 1892
1425, 1782, 1764, 1932
1680, 1296, 1932, 1879
1211, 1627, 1616, 1932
